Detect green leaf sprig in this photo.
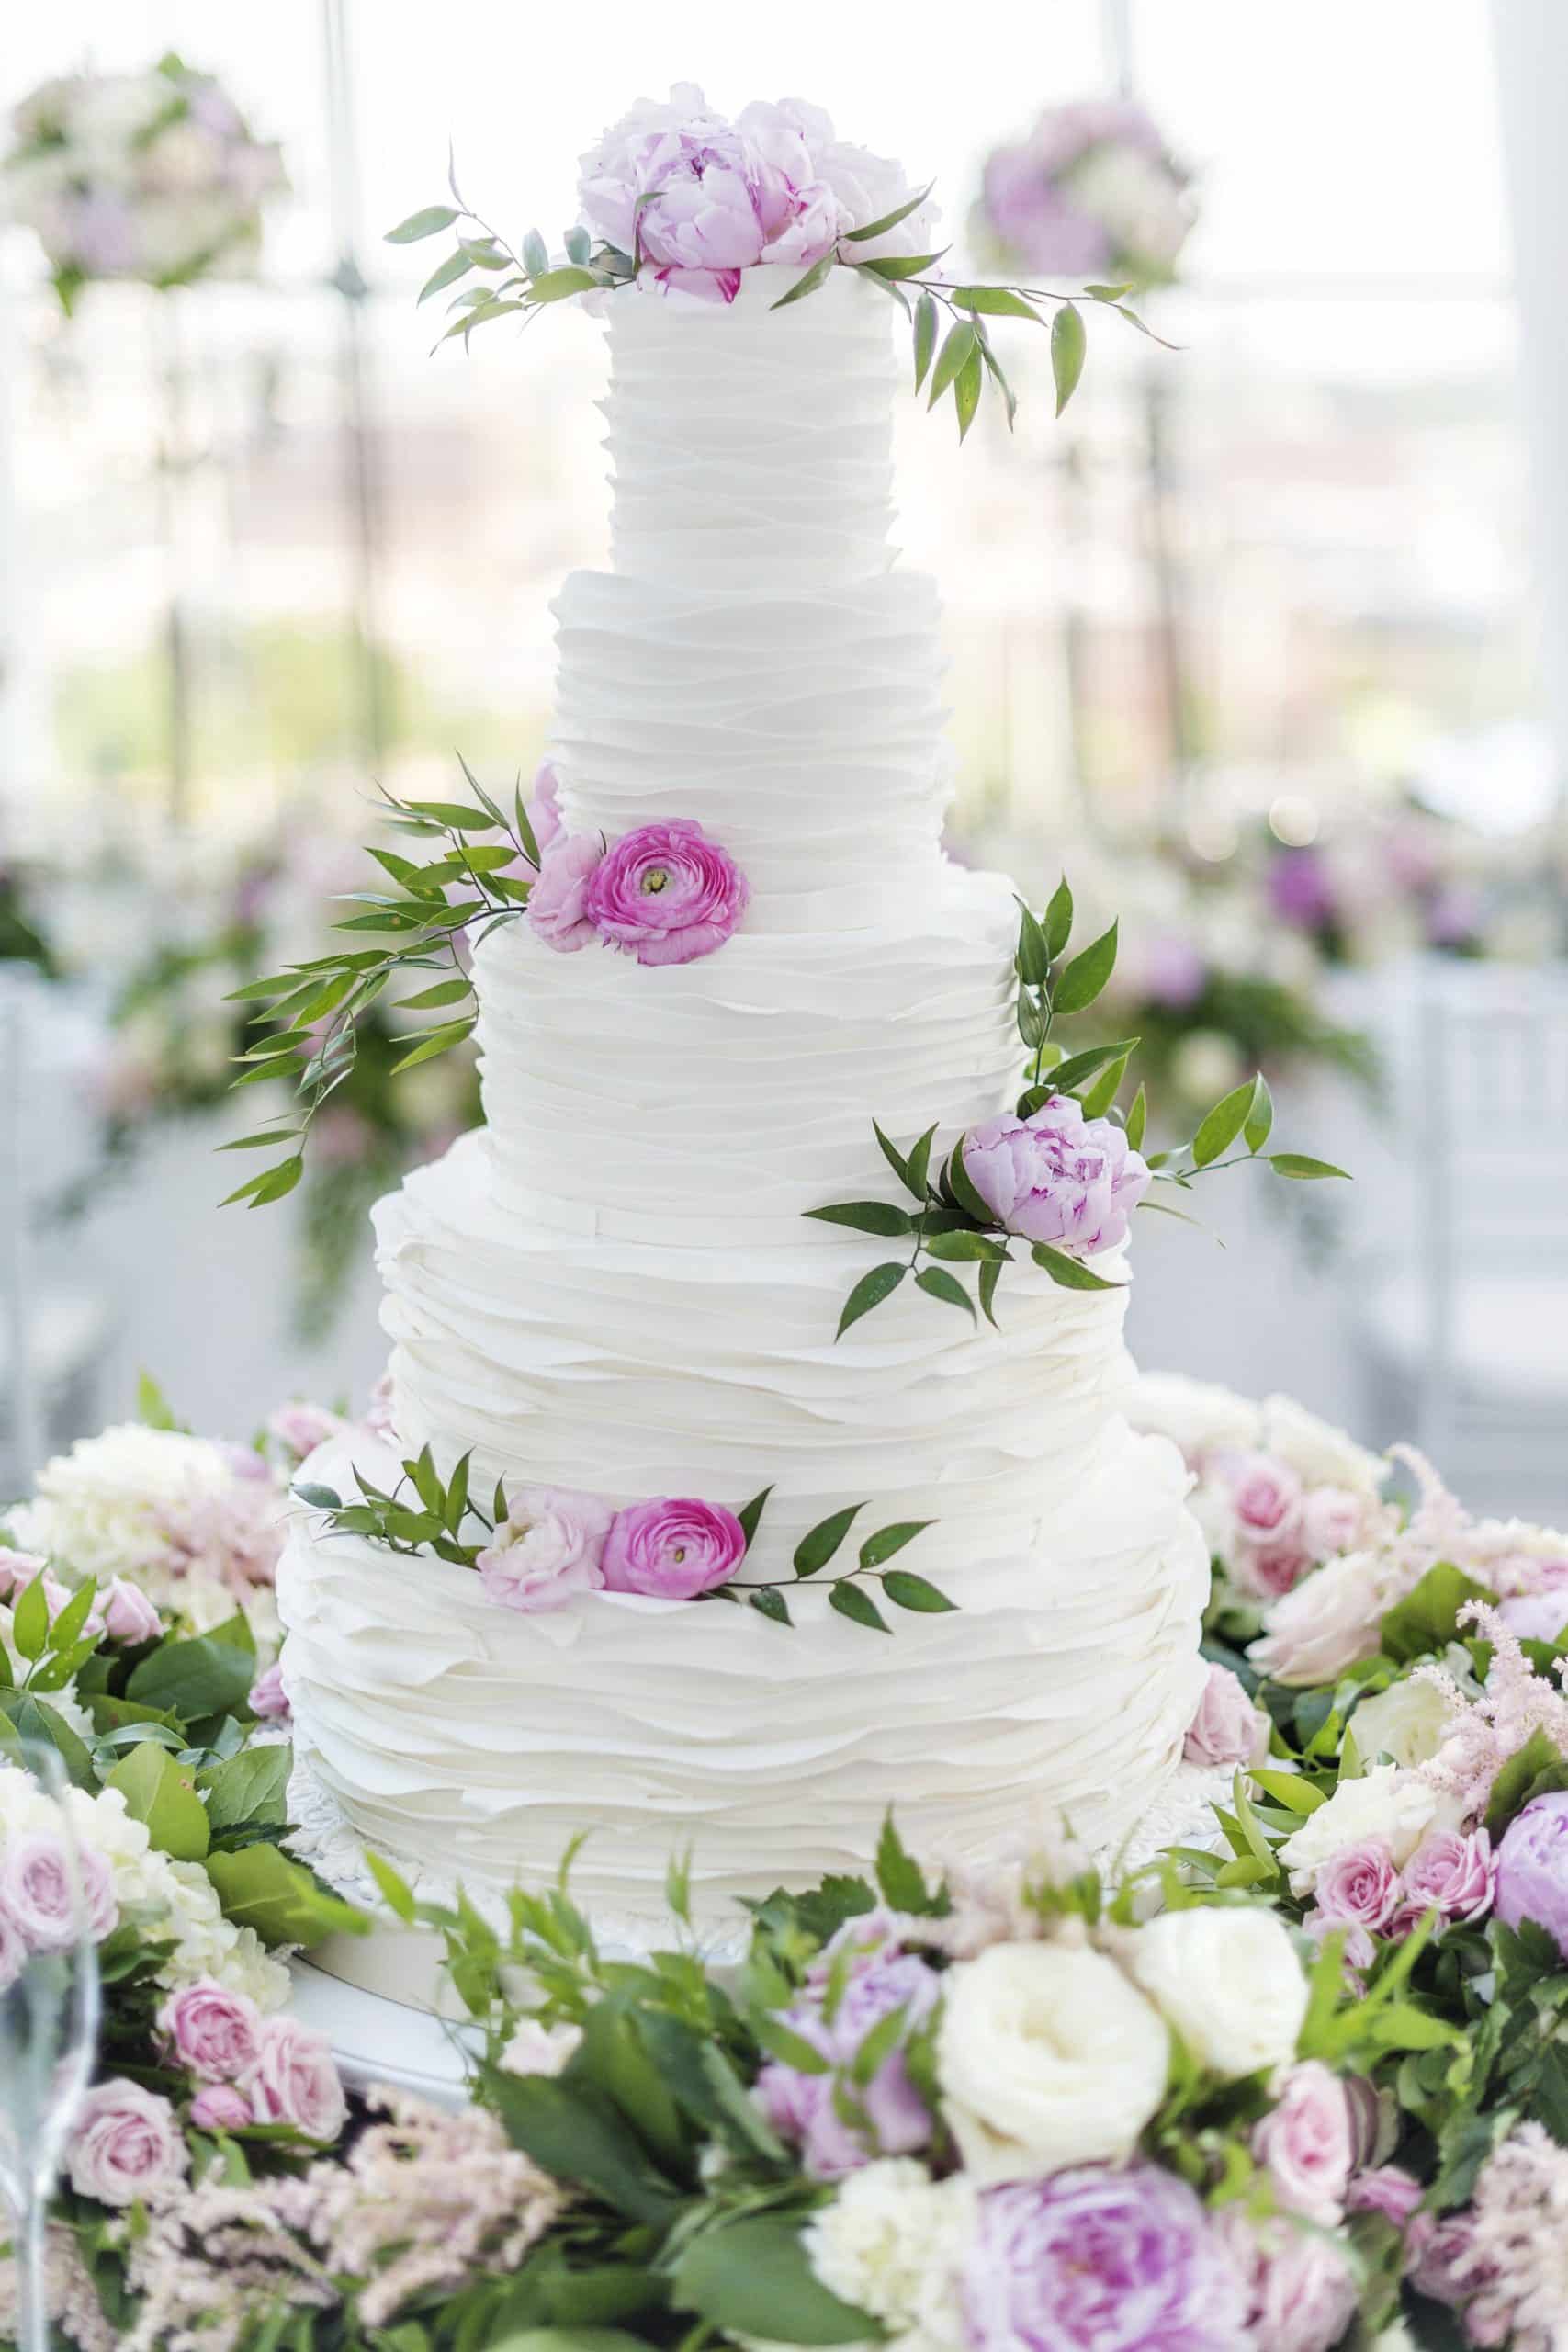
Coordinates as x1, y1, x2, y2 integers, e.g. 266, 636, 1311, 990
388, 163, 1170, 432
220, 755, 540, 1208
807, 884, 1348, 1336
300, 1456, 953, 1634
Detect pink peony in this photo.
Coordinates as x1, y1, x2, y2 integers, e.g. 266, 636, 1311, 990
0, 1833, 118, 1950
526, 833, 604, 953
1495, 1790, 1568, 1955
103, 1577, 162, 1645
266, 1400, 347, 1460
1300, 1485, 1368, 1560
1252, 2063, 1355, 2227
157, 1979, 262, 2083
601, 1497, 746, 1601
1496, 1589, 1568, 1646
1311, 1838, 1403, 1939
755, 1921, 940, 2179
247, 2016, 346, 2143
527, 761, 564, 854
962, 1094, 1150, 1257
584, 820, 749, 967
476, 1488, 614, 1613
247, 1662, 290, 1720
67, 2078, 188, 2207
1400, 1826, 1496, 1926
1182, 1662, 1268, 1769
188, 2082, 253, 2132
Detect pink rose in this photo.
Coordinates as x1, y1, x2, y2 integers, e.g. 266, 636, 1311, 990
67, 2078, 188, 2207
1300, 1485, 1367, 1560
1253, 2062, 1356, 2227
526, 832, 604, 953
1400, 1827, 1496, 1926
0, 1833, 118, 1950
266, 1400, 347, 1460
1219, 2211, 1359, 2352
1347, 2164, 1425, 2230
962, 1094, 1150, 1256
1225, 1452, 1303, 1539
188, 2082, 253, 2132
476, 1487, 614, 1612
0, 1547, 47, 1600
1311, 1839, 1402, 1938
157, 1978, 263, 2083
1182, 1662, 1268, 1769
247, 1662, 290, 1720
601, 1497, 746, 1601
247, 2016, 346, 2143
103, 1577, 162, 1645
1249, 1553, 1385, 1687
527, 761, 564, 853
584, 820, 749, 967
1230, 1533, 1313, 1600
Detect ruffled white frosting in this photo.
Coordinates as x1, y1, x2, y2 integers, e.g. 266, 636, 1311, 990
278, 258, 1210, 1928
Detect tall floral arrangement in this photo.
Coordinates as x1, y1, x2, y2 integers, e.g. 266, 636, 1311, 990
3, 54, 285, 312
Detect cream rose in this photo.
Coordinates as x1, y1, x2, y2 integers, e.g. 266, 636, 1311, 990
1279, 1766, 1445, 1897
1122, 1907, 1309, 2080
1352, 1678, 1457, 1770
936, 1940, 1168, 2183
1249, 1550, 1397, 1687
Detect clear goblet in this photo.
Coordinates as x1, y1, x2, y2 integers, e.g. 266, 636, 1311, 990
0, 1736, 103, 2352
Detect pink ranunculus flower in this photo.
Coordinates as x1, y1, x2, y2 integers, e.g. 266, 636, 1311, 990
0, 1547, 47, 1600
188, 2082, 253, 2132
1252, 2062, 1356, 2227
266, 1400, 348, 1461
1300, 1485, 1368, 1561
1310, 1839, 1402, 1939
584, 820, 749, 967
103, 1577, 162, 1645
247, 1663, 290, 1721
526, 833, 604, 953
476, 1487, 614, 1613
67, 2079, 188, 2207
1182, 1662, 1269, 1769
0, 1833, 118, 1950
1401, 1827, 1497, 1927
962, 1095, 1150, 1257
527, 760, 564, 853
601, 1497, 747, 1601
1347, 2164, 1426, 2230
157, 1979, 263, 2084
248, 2016, 346, 2143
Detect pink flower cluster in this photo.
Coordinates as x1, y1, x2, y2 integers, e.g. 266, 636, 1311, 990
0, 1831, 118, 1986
156, 1979, 345, 2145
528, 816, 749, 967
962, 1093, 1150, 1258
577, 85, 932, 303
476, 1488, 748, 1612
0, 1548, 160, 1646
1304, 1826, 1498, 1969
755, 1912, 939, 2177
1208, 1453, 1368, 1601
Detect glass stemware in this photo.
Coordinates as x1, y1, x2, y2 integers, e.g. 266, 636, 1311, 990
0, 1736, 103, 2352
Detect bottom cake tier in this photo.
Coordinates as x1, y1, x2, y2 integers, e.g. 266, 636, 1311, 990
276, 1427, 1208, 1940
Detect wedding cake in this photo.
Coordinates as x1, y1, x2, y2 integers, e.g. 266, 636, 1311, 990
277, 112, 1209, 1938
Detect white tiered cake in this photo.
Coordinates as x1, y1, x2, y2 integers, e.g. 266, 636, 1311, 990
277, 265, 1208, 1938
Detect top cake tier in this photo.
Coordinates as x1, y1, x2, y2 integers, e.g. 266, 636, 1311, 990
601, 265, 899, 590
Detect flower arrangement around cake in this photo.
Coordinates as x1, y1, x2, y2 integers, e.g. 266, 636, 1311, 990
3, 53, 286, 313
386, 83, 1173, 437
7, 1380, 1568, 2346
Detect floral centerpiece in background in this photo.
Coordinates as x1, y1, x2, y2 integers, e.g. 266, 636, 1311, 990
975, 97, 1195, 288
2, 52, 285, 313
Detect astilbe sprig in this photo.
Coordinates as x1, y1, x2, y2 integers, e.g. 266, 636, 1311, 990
1416, 1601, 1568, 1825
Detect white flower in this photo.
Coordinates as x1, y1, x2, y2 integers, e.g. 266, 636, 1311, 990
805, 2160, 974, 2352
936, 1940, 1168, 2183
1352, 1677, 1458, 1770
501, 2019, 582, 2076
1130, 1373, 1261, 1466
1121, 1908, 1308, 2079
1249, 1550, 1399, 1687
1260, 1396, 1386, 1499
1278, 1765, 1446, 1896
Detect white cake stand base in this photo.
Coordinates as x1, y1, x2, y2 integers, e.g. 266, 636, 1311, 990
288, 1948, 474, 2108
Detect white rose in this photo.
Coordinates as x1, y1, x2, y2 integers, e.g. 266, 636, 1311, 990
1248, 1550, 1396, 1687
805, 2159, 974, 2351
936, 1941, 1168, 2183
1351, 1678, 1457, 1770
1129, 1373, 1260, 1467
1261, 1396, 1386, 1498
1278, 1765, 1443, 1896
1122, 1909, 1308, 2080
